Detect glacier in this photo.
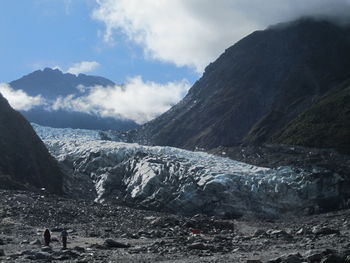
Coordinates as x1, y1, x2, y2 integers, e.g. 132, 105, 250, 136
33, 123, 348, 218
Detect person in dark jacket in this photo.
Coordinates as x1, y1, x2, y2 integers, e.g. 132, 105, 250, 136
43, 229, 51, 246
61, 229, 68, 249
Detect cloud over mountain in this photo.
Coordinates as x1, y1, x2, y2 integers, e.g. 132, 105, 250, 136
67, 61, 100, 75
93, 0, 350, 72
0, 83, 45, 111
51, 76, 190, 124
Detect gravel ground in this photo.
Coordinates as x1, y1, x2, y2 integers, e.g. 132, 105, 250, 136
1, 189, 350, 262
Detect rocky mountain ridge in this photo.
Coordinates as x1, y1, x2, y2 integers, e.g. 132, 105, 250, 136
130, 19, 350, 155
9, 68, 138, 131
10, 67, 114, 99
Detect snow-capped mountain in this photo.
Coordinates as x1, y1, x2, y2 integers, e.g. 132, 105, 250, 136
32, 124, 349, 218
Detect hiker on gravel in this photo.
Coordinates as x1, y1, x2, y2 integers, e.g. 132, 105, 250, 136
61, 229, 68, 249
44, 229, 51, 246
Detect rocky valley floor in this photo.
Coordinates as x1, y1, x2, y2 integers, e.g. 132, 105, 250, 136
1, 190, 350, 262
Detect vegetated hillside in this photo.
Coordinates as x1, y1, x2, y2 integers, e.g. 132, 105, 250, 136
273, 80, 350, 154
133, 19, 350, 154
0, 93, 63, 193
9, 68, 138, 131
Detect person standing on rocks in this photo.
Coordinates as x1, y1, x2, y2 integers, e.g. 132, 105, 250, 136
61, 229, 68, 249
43, 229, 51, 246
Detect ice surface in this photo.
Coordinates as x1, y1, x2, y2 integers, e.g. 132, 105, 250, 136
33, 124, 345, 218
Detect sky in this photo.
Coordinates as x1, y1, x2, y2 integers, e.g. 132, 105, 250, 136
1, 0, 350, 123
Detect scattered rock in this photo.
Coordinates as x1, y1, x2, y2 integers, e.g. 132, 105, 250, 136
27, 251, 52, 260
104, 239, 131, 248
321, 254, 343, 263
295, 228, 310, 235
282, 255, 302, 263
73, 246, 85, 252
312, 227, 340, 236
266, 229, 293, 239
253, 229, 265, 237
0, 249, 5, 257
41, 246, 52, 252
150, 216, 180, 228
29, 239, 41, 245
188, 242, 208, 250
305, 251, 323, 262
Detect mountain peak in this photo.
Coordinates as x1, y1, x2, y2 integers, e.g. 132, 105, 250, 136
133, 19, 350, 154
10, 68, 115, 99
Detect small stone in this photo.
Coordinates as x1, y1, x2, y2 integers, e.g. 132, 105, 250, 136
282, 255, 302, 263
31, 251, 52, 260
312, 227, 339, 236
320, 254, 343, 263
41, 246, 52, 252
104, 239, 130, 248
52, 227, 64, 232
253, 229, 265, 237
30, 239, 41, 245
296, 228, 309, 235
73, 246, 85, 252
51, 237, 59, 242
305, 252, 323, 262
188, 242, 208, 250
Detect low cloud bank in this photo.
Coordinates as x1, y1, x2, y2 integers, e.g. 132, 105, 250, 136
52, 76, 190, 124
0, 83, 45, 111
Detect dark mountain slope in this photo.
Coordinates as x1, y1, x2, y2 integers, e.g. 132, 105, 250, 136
22, 109, 137, 131
0, 93, 63, 193
134, 19, 350, 153
9, 68, 138, 131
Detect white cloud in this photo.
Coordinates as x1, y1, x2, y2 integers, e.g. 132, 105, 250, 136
0, 83, 45, 111
67, 61, 100, 75
93, 0, 350, 72
63, 0, 72, 15
51, 76, 190, 124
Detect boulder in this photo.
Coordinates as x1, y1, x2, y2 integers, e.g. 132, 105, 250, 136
104, 239, 130, 248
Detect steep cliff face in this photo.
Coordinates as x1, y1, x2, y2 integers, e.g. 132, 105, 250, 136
0, 93, 63, 193
133, 19, 350, 154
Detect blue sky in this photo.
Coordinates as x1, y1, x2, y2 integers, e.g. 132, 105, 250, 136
1, 0, 349, 123
0, 0, 198, 84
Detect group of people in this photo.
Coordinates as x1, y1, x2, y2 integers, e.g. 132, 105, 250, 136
43, 229, 68, 249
